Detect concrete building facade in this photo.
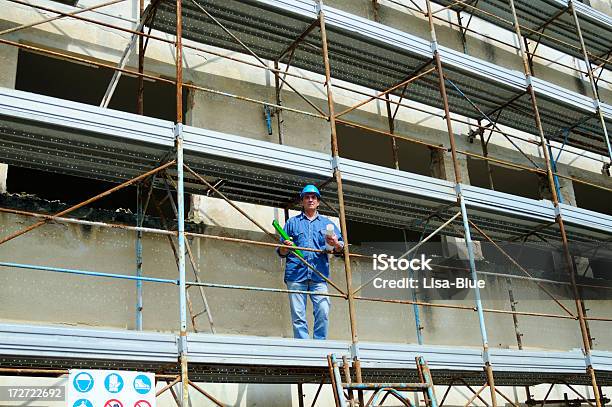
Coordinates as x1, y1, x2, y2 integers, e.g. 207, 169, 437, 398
0, 0, 611, 405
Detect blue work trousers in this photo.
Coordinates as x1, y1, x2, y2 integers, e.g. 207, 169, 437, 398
286, 280, 330, 340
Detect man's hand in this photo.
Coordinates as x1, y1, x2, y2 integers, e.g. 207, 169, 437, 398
325, 234, 342, 252
279, 239, 293, 256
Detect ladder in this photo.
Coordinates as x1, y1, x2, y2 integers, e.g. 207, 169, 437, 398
327, 354, 437, 407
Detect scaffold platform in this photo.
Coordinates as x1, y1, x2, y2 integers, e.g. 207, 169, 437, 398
1, 87, 610, 245
1, 323, 612, 385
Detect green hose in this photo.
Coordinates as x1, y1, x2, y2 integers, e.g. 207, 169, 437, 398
272, 219, 305, 259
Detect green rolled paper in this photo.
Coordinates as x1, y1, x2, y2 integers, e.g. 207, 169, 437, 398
272, 219, 305, 259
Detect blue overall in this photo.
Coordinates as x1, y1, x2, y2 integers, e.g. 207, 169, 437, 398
278, 212, 343, 339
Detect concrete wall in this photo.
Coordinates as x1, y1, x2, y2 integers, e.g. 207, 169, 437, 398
0, 210, 598, 349
0, 0, 611, 405
0, 43, 17, 193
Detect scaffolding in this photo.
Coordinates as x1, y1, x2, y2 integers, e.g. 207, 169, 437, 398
0, 0, 611, 406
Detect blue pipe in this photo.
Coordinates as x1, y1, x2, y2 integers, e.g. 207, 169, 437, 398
0, 262, 177, 284
405, 228, 425, 345
264, 105, 273, 135
419, 356, 438, 407
370, 388, 415, 406
457, 192, 489, 349
547, 142, 564, 204
176, 124, 188, 340
330, 354, 346, 404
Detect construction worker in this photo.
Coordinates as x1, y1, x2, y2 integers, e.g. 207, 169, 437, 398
277, 184, 344, 340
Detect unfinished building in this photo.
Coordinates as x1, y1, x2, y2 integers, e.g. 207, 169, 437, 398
1, 0, 612, 405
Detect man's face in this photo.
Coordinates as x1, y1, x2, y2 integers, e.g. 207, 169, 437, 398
301, 193, 320, 211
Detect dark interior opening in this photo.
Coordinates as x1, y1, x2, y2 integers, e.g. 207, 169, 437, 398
346, 220, 441, 255
15, 49, 187, 121
6, 166, 189, 217
467, 158, 541, 199
9, 50, 190, 214
337, 123, 432, 176
7, 167, 137, 211
573, 180, 612, 216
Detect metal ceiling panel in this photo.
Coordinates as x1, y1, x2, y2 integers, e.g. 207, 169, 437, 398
560, 202, 612, 233
0, 323, 178, 362
462, 184, 556, 223
489, 348, 586, 374
183, 124, 332, 178
432, 0, 612, 62
2, 323, 612, 383
338, 157, 456, 204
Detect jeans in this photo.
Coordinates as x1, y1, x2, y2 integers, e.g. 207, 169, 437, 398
286, 280, 330, 340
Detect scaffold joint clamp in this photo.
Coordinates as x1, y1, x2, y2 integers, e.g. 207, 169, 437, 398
349, 343, 360, 359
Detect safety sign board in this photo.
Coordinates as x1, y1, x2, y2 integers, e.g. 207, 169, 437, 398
68, 370, 155, 407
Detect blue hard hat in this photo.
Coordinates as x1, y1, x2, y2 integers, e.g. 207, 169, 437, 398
300, 184, 321, 198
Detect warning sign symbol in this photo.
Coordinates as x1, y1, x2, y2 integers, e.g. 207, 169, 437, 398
73, 399, 93, 407
133, 374, 152, 394
105, 373, 124, 393
73, 372, 94, 393
134, 400, 152, 407
104, 399, 123, 407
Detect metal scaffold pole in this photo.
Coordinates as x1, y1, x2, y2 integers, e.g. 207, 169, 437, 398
136, 184, 144, 331
506, 0, 603, 406
318, 1, 363, 403
137, 0, 145, 115
424, 1, 497, 405
135, 0, 146, 329
175, 0, 189, 405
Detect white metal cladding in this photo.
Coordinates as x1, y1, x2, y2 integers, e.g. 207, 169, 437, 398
257, 0, 602, 117
358, 342, 484, 371
0, 323, 178, 362
600, 103, 612, 120
461, 184, 556, 223
0, 87, 175, 147
181, 125, 333, 178
590, 350, 612, 371
569, 0, 612, 29
319, 2, 433, 59
255, 0, 318, 19
559, 203, 612, 233
187, 333, 347, 366
437, 46, 526, 91
337, 157, 457, 204
0, 89, 610, 239
489, 348, 586, 374
4, 323, 612, 374
531, 77, 597, 114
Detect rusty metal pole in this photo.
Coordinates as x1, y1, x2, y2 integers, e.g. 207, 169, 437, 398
424, 1, 497, 405
506, 1, 602, 406
568, 0, 612, 169
135, 0, 146, 332
137, 0, 145, 115
175, 0, 189, 406
273, 60, 285, 145
476, 119, 495, 190
318, 1, 363, 403
384, 94, 401, 170
273, 59, 290, 221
